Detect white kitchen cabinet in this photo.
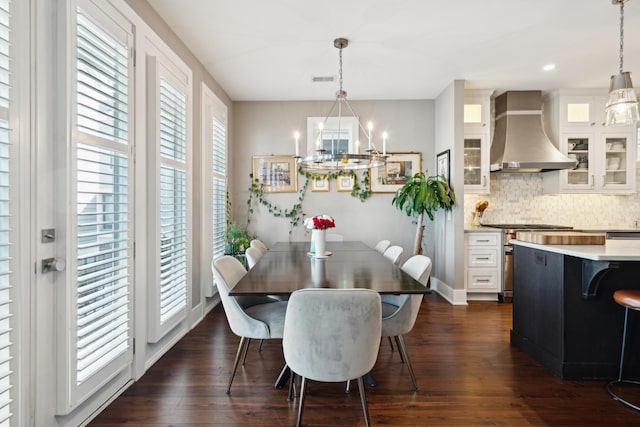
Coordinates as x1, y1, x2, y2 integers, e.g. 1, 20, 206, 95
465, 231, 502, 300
543, 94, 636, 194
464, 89, 493, 194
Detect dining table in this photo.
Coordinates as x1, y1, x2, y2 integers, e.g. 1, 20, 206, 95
229, 240, 430, 388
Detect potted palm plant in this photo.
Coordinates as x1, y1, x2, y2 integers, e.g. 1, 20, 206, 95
391, 170, 456, 255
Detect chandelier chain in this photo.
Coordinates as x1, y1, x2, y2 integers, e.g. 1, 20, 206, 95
338, 44, 344, 93
619, 0, 624, 73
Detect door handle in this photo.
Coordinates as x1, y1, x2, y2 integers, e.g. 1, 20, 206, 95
42, 258, 66, 274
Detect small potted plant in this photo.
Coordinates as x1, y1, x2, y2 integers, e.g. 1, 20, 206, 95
392, 170, 456, 255
226, 222, 252, 266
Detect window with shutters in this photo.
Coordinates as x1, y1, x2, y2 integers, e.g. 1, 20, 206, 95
62, 2, 134, 412
147, 53, 191, 342
211, 108, 227, 260
201, 84, 227, 298
0, 0, 14, 424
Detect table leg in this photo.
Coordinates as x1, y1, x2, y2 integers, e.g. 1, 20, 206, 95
275, 364, 290, 388
364, 372, 377, 387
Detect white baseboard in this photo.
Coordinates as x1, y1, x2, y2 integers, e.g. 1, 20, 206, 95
430, 278, 468, 305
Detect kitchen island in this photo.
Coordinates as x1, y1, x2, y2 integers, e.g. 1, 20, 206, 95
510, 239, 640, 380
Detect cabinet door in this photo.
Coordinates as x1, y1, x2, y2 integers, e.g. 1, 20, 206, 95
463, 133, 489, 193
464, 94, 490, 128
563, 133, 594, 190
600, 131, 636, 192
560, 96, 603, 128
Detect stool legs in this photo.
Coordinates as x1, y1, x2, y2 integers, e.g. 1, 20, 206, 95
607, 306, 640, 411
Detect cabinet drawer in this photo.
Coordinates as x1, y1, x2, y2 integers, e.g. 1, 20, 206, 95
467, 269, 500, 292
467, 249, 498, 267
467, 233, 500, 246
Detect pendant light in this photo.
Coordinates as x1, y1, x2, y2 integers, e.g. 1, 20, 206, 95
295, 38, 387, 173
605, 0, 639, 125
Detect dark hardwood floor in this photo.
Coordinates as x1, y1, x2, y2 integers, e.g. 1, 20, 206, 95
89, 293, 640, 426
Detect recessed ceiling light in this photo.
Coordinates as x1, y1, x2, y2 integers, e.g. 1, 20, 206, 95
543, 64, 556, 72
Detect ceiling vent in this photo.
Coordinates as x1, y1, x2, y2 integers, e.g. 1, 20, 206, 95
311, 76, 335, 83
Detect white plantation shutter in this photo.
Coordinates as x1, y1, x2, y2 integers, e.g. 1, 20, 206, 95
212, 117, 226, 259
147, 57, 191, 342
0, 0, 13, 424
61, 3, 133, 412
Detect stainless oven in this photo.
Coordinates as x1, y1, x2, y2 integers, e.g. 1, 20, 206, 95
481, 224, 573, 302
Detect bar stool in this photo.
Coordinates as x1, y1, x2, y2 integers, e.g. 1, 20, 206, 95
607, 289, 640, 411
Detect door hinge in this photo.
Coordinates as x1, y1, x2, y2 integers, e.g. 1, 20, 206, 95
132, 338, 135, 354
131, 47, 136, 67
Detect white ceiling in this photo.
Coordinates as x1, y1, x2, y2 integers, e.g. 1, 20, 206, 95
146, 0, 640, 101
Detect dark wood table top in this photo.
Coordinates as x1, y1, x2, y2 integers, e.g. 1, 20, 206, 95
229, 241, 427, 296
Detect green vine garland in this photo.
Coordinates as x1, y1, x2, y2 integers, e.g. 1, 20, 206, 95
246, 167, 373, 233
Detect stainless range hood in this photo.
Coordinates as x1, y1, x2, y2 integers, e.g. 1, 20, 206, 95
490, 91, 577, 172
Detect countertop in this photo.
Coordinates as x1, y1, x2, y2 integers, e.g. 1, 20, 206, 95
464, 226, 503, 233
510, 239, 640, 261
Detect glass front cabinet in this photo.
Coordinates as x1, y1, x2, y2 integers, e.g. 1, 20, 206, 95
464, 89, 493, 194
543, 94, 636, 194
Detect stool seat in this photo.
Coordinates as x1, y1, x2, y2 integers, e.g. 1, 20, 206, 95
614, 290, 640, 310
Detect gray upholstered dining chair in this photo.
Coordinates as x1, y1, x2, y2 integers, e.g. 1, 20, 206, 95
383, 245, 404, 266
283, 288, 382, 427
250, 239, 268, 255
380, 254, 432, 391
212, 256, 288, 394
374, 239, 391, 254
245, 246, 263, 269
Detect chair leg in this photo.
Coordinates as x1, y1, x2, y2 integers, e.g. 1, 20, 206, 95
296, 377, 307, 427
345, 379, 350, 393
288, 372, 296, 401
395, 336, 405, 363
227, 337, 247, 394
387, 336, 395, 352
258, 339, 264, 351
357, 376, 372, 427
396, 335, 418, 391
242, 338, 251, 365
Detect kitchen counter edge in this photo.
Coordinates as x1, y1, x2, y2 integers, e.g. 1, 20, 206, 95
510, 239, 640, 261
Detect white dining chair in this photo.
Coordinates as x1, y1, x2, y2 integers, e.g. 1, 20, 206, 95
245, 246, 263, 269
374, 239, 391, 254
383, 245, 404, 266
283, 288, 381, 427
212, 256, 288, 394
250, 239, 268, 255
380, 254, 432, 391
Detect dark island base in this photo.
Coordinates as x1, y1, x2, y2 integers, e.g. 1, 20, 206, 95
511, 245, 640, 380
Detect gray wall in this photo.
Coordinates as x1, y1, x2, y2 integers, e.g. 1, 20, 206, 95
434, 81, 465, 300
232, 100, 435, 258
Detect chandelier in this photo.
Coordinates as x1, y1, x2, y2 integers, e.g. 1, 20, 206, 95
295, 38, 388, 173
605, 0, 639, 125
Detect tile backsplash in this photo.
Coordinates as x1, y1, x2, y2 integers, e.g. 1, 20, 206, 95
464, 171, 640, 230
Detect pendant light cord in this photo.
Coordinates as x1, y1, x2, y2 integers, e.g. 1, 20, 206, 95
619, 0, 625, 73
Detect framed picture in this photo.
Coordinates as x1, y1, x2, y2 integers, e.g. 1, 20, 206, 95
337, 174, 354, 192
252, 155, 298, 193
370, 152, 421, 193
311, 175, 329, 192
436, 149, 451, 182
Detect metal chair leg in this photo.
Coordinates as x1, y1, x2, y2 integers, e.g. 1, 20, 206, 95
345, 379, 351, 393
227, 337, 247, 394
607, 306, 640, 411
296, 377, 307, 427
388, 336, 395, 351
241, 338, 251, 365
288, 372, 296, 401
395, 336, 405, 363
258, 339, 264, 351
397, 335, 418, 391
357, 376, 372, 427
